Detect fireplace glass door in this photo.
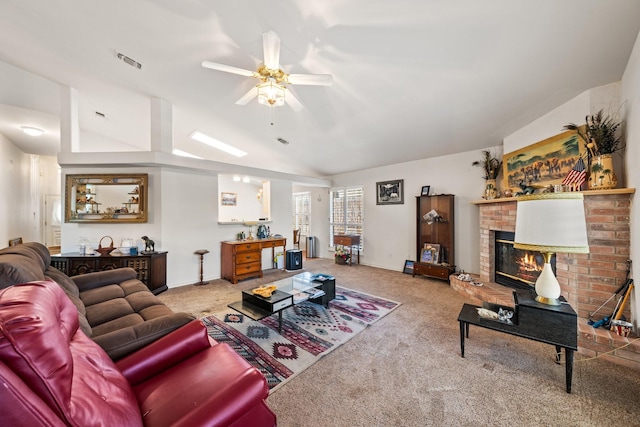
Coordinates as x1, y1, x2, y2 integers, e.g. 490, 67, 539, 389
494, 231, 555, 289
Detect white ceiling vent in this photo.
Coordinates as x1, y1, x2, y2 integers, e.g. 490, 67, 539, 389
116, 52, 142, 69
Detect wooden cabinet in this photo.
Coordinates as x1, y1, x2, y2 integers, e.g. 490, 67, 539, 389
221, 238, 287, 284
51, 252, 167, 294
415, 194, 455, 282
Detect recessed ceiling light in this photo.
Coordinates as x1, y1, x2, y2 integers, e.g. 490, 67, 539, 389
233, 176, 241, 182
242, 176, 250, 183
190, 131, 247, 158
21, 126, 44, 136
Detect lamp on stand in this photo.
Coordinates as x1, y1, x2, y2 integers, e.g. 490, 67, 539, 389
514, 193, 589, 305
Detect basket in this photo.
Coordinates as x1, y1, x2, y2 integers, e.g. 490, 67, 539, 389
96, 236, 115, 256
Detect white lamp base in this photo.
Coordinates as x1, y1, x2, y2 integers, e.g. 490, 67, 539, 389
534, 260, 561, 306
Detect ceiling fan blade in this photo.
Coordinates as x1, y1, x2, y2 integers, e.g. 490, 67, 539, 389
288, 73, 333, 86
263, 31, 281, 70
284, 89, 304, 112
202, 61, 255, 77
235, 86, 259, 105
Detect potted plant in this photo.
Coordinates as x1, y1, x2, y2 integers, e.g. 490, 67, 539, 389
472, 150, 502, 199
563, 109, 624, 189
334, 246, 351, 265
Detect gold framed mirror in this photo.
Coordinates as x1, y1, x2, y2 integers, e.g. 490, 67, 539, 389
65, 174, 148, 223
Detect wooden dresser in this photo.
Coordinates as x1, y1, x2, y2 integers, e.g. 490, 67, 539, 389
221, 237, 287, 284
51, 252, 168, 294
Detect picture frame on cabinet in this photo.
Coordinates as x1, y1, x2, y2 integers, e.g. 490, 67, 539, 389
376, 179, 404, 205
421, 185, 430, 196
403, 260, 414, 274
420, 243, 440, 264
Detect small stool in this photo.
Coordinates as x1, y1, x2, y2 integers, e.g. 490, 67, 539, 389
194, 249, 210, 286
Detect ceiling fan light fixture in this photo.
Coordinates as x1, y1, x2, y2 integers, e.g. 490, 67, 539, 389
21, 126, 45, 136
257, 79, 286, 108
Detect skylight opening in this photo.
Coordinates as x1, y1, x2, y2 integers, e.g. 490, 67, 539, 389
190, 131, 247, 158
172, 149, 203, 159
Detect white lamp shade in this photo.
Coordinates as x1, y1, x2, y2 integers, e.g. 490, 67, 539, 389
514, 193, 589, 254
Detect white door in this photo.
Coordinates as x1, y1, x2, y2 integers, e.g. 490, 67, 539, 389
44, 194, 62, 247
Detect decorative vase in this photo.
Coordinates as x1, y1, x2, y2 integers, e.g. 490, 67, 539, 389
484, 179, 497, 200
589, 154, 617, 190
335, 256, 348, 265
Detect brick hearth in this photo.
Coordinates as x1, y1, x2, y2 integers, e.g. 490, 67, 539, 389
462, 189, 639, 370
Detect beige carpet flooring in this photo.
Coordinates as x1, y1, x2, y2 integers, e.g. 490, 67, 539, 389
158, 258, 640, 427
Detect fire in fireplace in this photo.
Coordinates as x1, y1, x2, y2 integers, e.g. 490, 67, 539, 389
494, 231, 556, 290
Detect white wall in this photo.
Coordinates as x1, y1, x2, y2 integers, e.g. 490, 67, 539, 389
217, 174, 265, 222
621, 30, 640, 326
60, 167, 162, 254
321, 148, 498, 273
0, 134, 59, 245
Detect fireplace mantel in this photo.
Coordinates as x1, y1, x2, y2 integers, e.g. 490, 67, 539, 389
470, 188, 635, 205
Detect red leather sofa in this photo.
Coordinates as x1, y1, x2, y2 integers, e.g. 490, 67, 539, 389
0, 280, 277, 427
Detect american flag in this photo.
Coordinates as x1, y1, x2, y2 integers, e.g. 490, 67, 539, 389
561, 157, 586, 189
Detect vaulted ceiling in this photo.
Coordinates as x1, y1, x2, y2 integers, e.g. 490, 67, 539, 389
1, 1, 639, 177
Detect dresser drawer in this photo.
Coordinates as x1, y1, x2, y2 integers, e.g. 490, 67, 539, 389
235, 242, 261, 253
414, 262, 450, 279
235, 261, 262, 275
334, 235, 359, 246
235, 251, 261, 265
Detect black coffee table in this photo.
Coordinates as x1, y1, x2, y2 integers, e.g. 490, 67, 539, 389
228, 273, 336, 331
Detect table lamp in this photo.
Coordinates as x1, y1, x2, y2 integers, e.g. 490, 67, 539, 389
514, 193, 589, 305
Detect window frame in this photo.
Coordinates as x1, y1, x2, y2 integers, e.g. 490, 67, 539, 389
292, 191, 311, 237
329, 186, 364, 251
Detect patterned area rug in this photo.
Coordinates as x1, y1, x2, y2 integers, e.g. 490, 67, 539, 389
202, 286, 400, 392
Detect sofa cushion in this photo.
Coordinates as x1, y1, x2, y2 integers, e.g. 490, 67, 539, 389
86, 298, 136, 326
0, 281, 142, 426
44, 267, 92, 336
81, 284, 126, 307
0, 252, 46, 289
92, 313, 196, 361
22, 242, 51, 269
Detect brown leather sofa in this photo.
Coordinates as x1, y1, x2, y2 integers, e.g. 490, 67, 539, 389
0, 280, 277, 426
0, 242, 194, 360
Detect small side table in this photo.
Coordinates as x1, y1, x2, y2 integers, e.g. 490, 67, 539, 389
194, 249, 210, 286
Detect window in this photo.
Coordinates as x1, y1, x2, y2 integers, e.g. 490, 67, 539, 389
292, 192, 310, 236
330, 186, 364, 250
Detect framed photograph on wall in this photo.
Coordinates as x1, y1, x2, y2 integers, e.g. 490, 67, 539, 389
421, 185, 430, 196
221, 192, 237, 206
376, 179, 404, 205
420, 243, 440, 264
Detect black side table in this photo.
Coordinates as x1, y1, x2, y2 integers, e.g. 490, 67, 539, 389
457, 290, 577, 393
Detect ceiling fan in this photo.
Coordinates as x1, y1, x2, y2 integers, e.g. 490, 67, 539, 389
202, 31, 332, 111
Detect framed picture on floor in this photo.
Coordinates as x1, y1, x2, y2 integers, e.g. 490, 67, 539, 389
403, 260, 414, 274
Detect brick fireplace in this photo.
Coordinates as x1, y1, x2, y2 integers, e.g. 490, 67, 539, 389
462, 189, 639, 370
